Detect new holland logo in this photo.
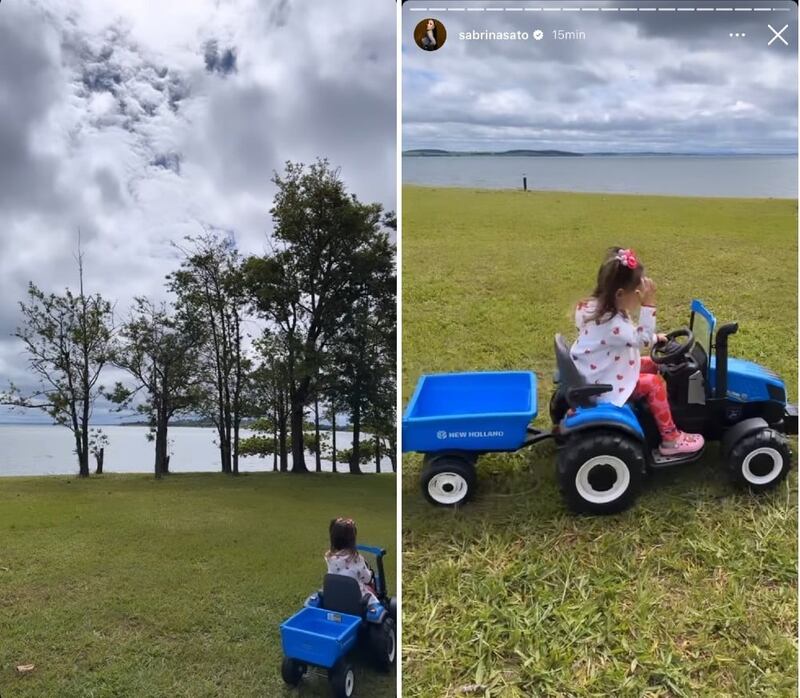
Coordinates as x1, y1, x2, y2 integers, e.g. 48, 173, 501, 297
436, 430, 504, 439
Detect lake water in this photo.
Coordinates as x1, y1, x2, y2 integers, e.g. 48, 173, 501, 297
0, 425, 390, 476
402, 155, 798, 198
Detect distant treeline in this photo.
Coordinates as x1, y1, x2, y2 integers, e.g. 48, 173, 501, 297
1, 160, 396, 478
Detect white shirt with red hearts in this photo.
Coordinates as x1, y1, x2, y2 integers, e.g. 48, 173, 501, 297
325, 550, 378, 604
570, 299, 657, 406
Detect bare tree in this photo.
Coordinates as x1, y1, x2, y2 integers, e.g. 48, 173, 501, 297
1, 248, 114, 477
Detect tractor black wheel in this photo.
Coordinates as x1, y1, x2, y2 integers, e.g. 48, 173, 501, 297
328, 661, 356, 698
728, 428, 792, 492
280, 656, 305, 686
369, 617, 397, 672
558, 430, 645, 514
420, 456, 476, 507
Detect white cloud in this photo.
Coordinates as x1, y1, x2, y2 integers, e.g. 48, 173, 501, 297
0, 0, 395, 422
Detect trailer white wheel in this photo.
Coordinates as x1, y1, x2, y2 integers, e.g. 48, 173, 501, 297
420, 456, 477, 507
345, 668, 354, 696
428, 472, 468, 504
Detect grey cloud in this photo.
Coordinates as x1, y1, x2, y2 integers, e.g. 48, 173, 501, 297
0, 0, 395, 422
0, 6, 64, 213
150, 152, 182, 174
402, 3, 797, 153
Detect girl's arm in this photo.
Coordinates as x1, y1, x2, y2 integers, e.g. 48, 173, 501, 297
637, 306, 657, 348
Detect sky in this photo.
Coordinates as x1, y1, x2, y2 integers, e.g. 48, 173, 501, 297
0, 0, 395, 424
402, 1, 798, 153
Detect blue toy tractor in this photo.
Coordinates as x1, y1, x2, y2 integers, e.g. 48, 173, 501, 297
403, 300, 796, 514
279, 545, 396, 697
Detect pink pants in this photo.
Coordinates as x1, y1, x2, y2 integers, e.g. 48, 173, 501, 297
631, 358, 677, 438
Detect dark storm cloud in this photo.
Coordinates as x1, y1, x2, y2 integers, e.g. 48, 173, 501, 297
0, 7, 64, 213
203, 40, 238, 76
402, 2, 797, 153
0, 0, 395, 422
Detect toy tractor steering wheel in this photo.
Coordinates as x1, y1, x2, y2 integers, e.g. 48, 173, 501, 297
651, 327, 697, 373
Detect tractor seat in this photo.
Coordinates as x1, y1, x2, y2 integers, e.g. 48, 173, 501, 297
320, 574, 371, 618
553, 334, 613, 408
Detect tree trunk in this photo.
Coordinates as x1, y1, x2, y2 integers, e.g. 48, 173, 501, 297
374, 434, 381, 474
154, 416, 169, 479
314, 395, 321, 473
78, 442, 90, 477
232, 418, 240, 475
290, 398, 308, 473
224, 409, 233, 474
94, 448, 104, 475
331, 406, 337, 474
388, 434, 397, 472
272, 409, 278, 472
350, 403, 362, 474
72, 428, 86, 477
278, 393, 288, 472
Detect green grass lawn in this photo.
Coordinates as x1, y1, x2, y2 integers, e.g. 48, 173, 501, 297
402, 186, 797, 697
0, 472, 396, 698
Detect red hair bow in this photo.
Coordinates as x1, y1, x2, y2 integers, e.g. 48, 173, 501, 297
616, 249, 638, 269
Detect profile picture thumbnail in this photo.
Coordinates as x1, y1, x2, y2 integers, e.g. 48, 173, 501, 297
414, 18, 446, 52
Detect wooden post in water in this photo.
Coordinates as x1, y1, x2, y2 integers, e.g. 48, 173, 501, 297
523, 175, 527, 191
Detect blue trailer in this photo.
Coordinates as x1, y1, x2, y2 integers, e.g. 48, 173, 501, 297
279, 545, 396, 697
403, 300, 796, 513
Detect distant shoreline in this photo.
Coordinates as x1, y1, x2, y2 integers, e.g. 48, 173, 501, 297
403, 150, 798, 158
0, 422, 356, 432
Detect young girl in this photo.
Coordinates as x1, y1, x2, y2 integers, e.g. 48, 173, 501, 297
571, 247, 704, 455
325, 517, 377, 604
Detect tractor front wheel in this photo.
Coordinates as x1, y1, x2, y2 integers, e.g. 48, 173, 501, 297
558, 431, 645, 514
328, 661, 356, 698
728, 428, 792, 492
420, 455, 476, 507
369, 617, 397, 672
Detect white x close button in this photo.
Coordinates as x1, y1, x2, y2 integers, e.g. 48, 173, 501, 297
768, 24, 789, 47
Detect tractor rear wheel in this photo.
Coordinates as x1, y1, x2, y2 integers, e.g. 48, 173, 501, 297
558, 430, 645, 514
728, 428, 792, 492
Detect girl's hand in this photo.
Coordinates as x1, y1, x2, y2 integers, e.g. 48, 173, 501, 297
656, 333, 668, 344
637, 276, 657, 306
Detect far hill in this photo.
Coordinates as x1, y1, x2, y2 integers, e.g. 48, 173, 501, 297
403, 149, 582, 157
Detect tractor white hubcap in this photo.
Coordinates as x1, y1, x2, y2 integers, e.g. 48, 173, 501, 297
428, 472, 468, 504
575, 455, 630, 504
388, 628, 396, 662
742, 447, 783, 485
345, 669, 354, 695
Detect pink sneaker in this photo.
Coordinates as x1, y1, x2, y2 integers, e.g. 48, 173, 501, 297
659, 431, 704, 456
